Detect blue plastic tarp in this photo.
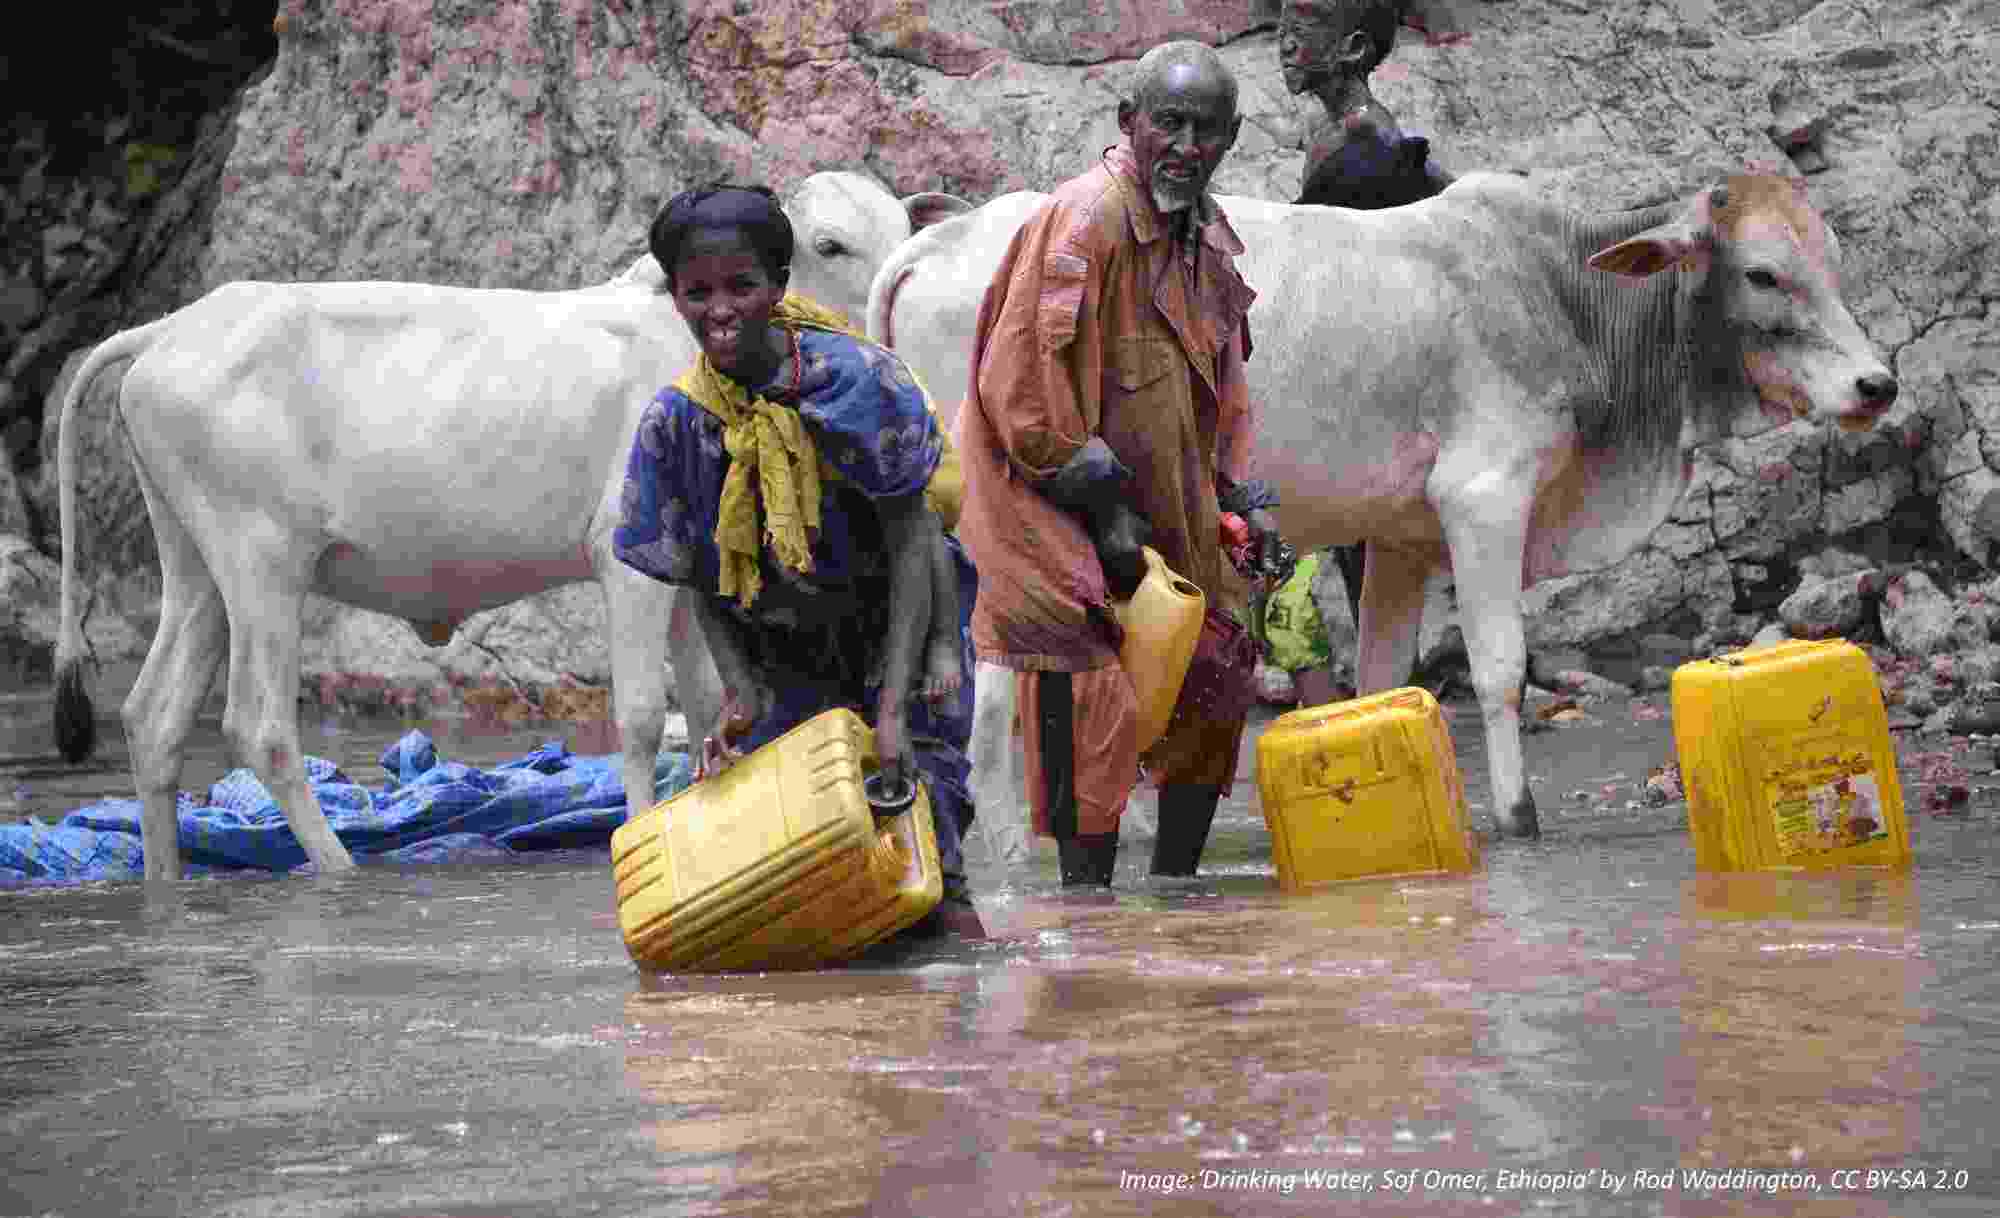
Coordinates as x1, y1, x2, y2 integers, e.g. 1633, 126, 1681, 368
0, 731, 693, 888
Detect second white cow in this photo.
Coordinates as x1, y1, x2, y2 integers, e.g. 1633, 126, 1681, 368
52, 171, 970, 880
870, 171, 1896, 844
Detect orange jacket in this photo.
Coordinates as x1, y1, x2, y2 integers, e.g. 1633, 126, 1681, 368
957, 143, 1258, 672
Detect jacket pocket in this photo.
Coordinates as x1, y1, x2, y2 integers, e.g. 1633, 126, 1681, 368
1038, 253, 1090, 352
1109, 337, 1177, 394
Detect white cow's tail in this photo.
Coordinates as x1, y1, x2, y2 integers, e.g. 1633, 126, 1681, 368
864, 246, 919, 351
53, 317, 170, 763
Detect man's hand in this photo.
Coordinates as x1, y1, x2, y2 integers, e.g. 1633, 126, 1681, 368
1244, 507, 1296, 586
1094, 502, 1152, 601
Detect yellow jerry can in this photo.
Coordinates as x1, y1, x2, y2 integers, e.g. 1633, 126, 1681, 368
1255, 686, 1481, 890
1112, 545, 1206, 753
610, 707, 942, 972
1670, 638, 1911, 872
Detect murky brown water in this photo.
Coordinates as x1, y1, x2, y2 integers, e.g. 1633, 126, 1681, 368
3, 684, 1998, 1216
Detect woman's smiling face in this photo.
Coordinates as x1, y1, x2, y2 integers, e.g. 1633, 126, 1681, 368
669, 226, 788, 382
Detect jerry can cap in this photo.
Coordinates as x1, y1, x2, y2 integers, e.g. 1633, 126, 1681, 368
864, 770, 918, 815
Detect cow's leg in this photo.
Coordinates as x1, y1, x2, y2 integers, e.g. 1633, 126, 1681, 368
1436, 484, 1541, 840
965, 660, 1028, 862
1353, 544, 1431, 695
663, 587, 724, 776
121, 468, 228, 882
596, 558, 683, 821
215, 533, 354, 872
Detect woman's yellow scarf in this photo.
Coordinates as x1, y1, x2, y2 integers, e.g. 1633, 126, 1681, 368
676, 293, 962, 609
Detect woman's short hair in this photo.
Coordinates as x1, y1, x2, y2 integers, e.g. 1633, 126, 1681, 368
648, 184, 794, 287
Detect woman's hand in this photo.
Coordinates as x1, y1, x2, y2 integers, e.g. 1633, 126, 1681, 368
873, 694, 910, 796
697, 683, 767, 780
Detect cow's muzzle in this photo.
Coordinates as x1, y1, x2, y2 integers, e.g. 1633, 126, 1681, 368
1837, 370, 1899, 431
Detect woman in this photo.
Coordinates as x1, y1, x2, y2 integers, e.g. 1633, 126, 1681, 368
613, 184, 980, 935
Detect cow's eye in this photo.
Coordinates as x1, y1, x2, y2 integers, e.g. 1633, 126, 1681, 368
1746, 268, 1780, 290
813, 236, 845, 258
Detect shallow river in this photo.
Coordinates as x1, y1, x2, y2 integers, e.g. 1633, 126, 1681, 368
2, 687, 1998, 1217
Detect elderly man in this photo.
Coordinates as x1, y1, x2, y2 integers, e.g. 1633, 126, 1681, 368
956, 42, 1279, 886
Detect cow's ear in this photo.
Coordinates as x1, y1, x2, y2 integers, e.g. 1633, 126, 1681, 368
902, 192, 974, 233
1589, 188, 1718, 278
1587, 228, 1696, 278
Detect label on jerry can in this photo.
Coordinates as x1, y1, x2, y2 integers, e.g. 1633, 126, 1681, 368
1763, 747, 1890, 860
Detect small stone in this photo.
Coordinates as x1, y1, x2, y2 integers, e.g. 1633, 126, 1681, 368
1638, 665, 1676, 693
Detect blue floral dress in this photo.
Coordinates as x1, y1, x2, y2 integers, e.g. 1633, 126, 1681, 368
614, 328, 977, 881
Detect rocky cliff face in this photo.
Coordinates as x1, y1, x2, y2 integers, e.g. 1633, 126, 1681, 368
9, 0, 1997, 722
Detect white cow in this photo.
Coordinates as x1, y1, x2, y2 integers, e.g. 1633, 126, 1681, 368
51, 171, 971, 881
869, 171, 1896, 843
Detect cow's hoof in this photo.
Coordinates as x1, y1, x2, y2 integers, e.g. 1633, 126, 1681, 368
1496, 792, 1541, 840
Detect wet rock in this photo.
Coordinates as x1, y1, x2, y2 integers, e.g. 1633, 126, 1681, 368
1637, 633, 1694, 667
1795, 546, 1877, 584
1880, 572, 1957, 657
298, 583, 620, 715
1745, 622, 1791, 651
1899, 676, 1941, 717
0, 532, 147, 681
1949, 682, 2000, 735
1254, 660, 1298, 706
33, 347, 154, 585
1548, 669, 1634, 700
1777, 570, 1882, 640
1528, 648, 1591, 688
1638, 665, 1676, 693
0, 458, 30, 540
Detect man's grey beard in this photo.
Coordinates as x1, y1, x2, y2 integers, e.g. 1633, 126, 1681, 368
1150, 181, 1198, 215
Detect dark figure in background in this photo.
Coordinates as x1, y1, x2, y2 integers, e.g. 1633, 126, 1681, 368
614, 185, 982, 938
1281, 0, 1454, 678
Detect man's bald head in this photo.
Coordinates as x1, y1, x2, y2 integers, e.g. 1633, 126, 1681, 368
1128, 41, 1240, 117
1118, 41, 1243, 217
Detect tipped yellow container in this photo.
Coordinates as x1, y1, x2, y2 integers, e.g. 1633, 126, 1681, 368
1670, 638, 1910, 872
1112, 546, 1205, 752
1255, 687, 1481, 890
610, 707, 942, 973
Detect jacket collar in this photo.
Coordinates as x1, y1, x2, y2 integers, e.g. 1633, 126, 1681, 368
1102, 143, 1244, 258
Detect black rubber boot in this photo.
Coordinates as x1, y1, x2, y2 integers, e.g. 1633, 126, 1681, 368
1057, 833, 1120, 886
1038, 669, 1119, 887
1150, 783, 1223, 877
